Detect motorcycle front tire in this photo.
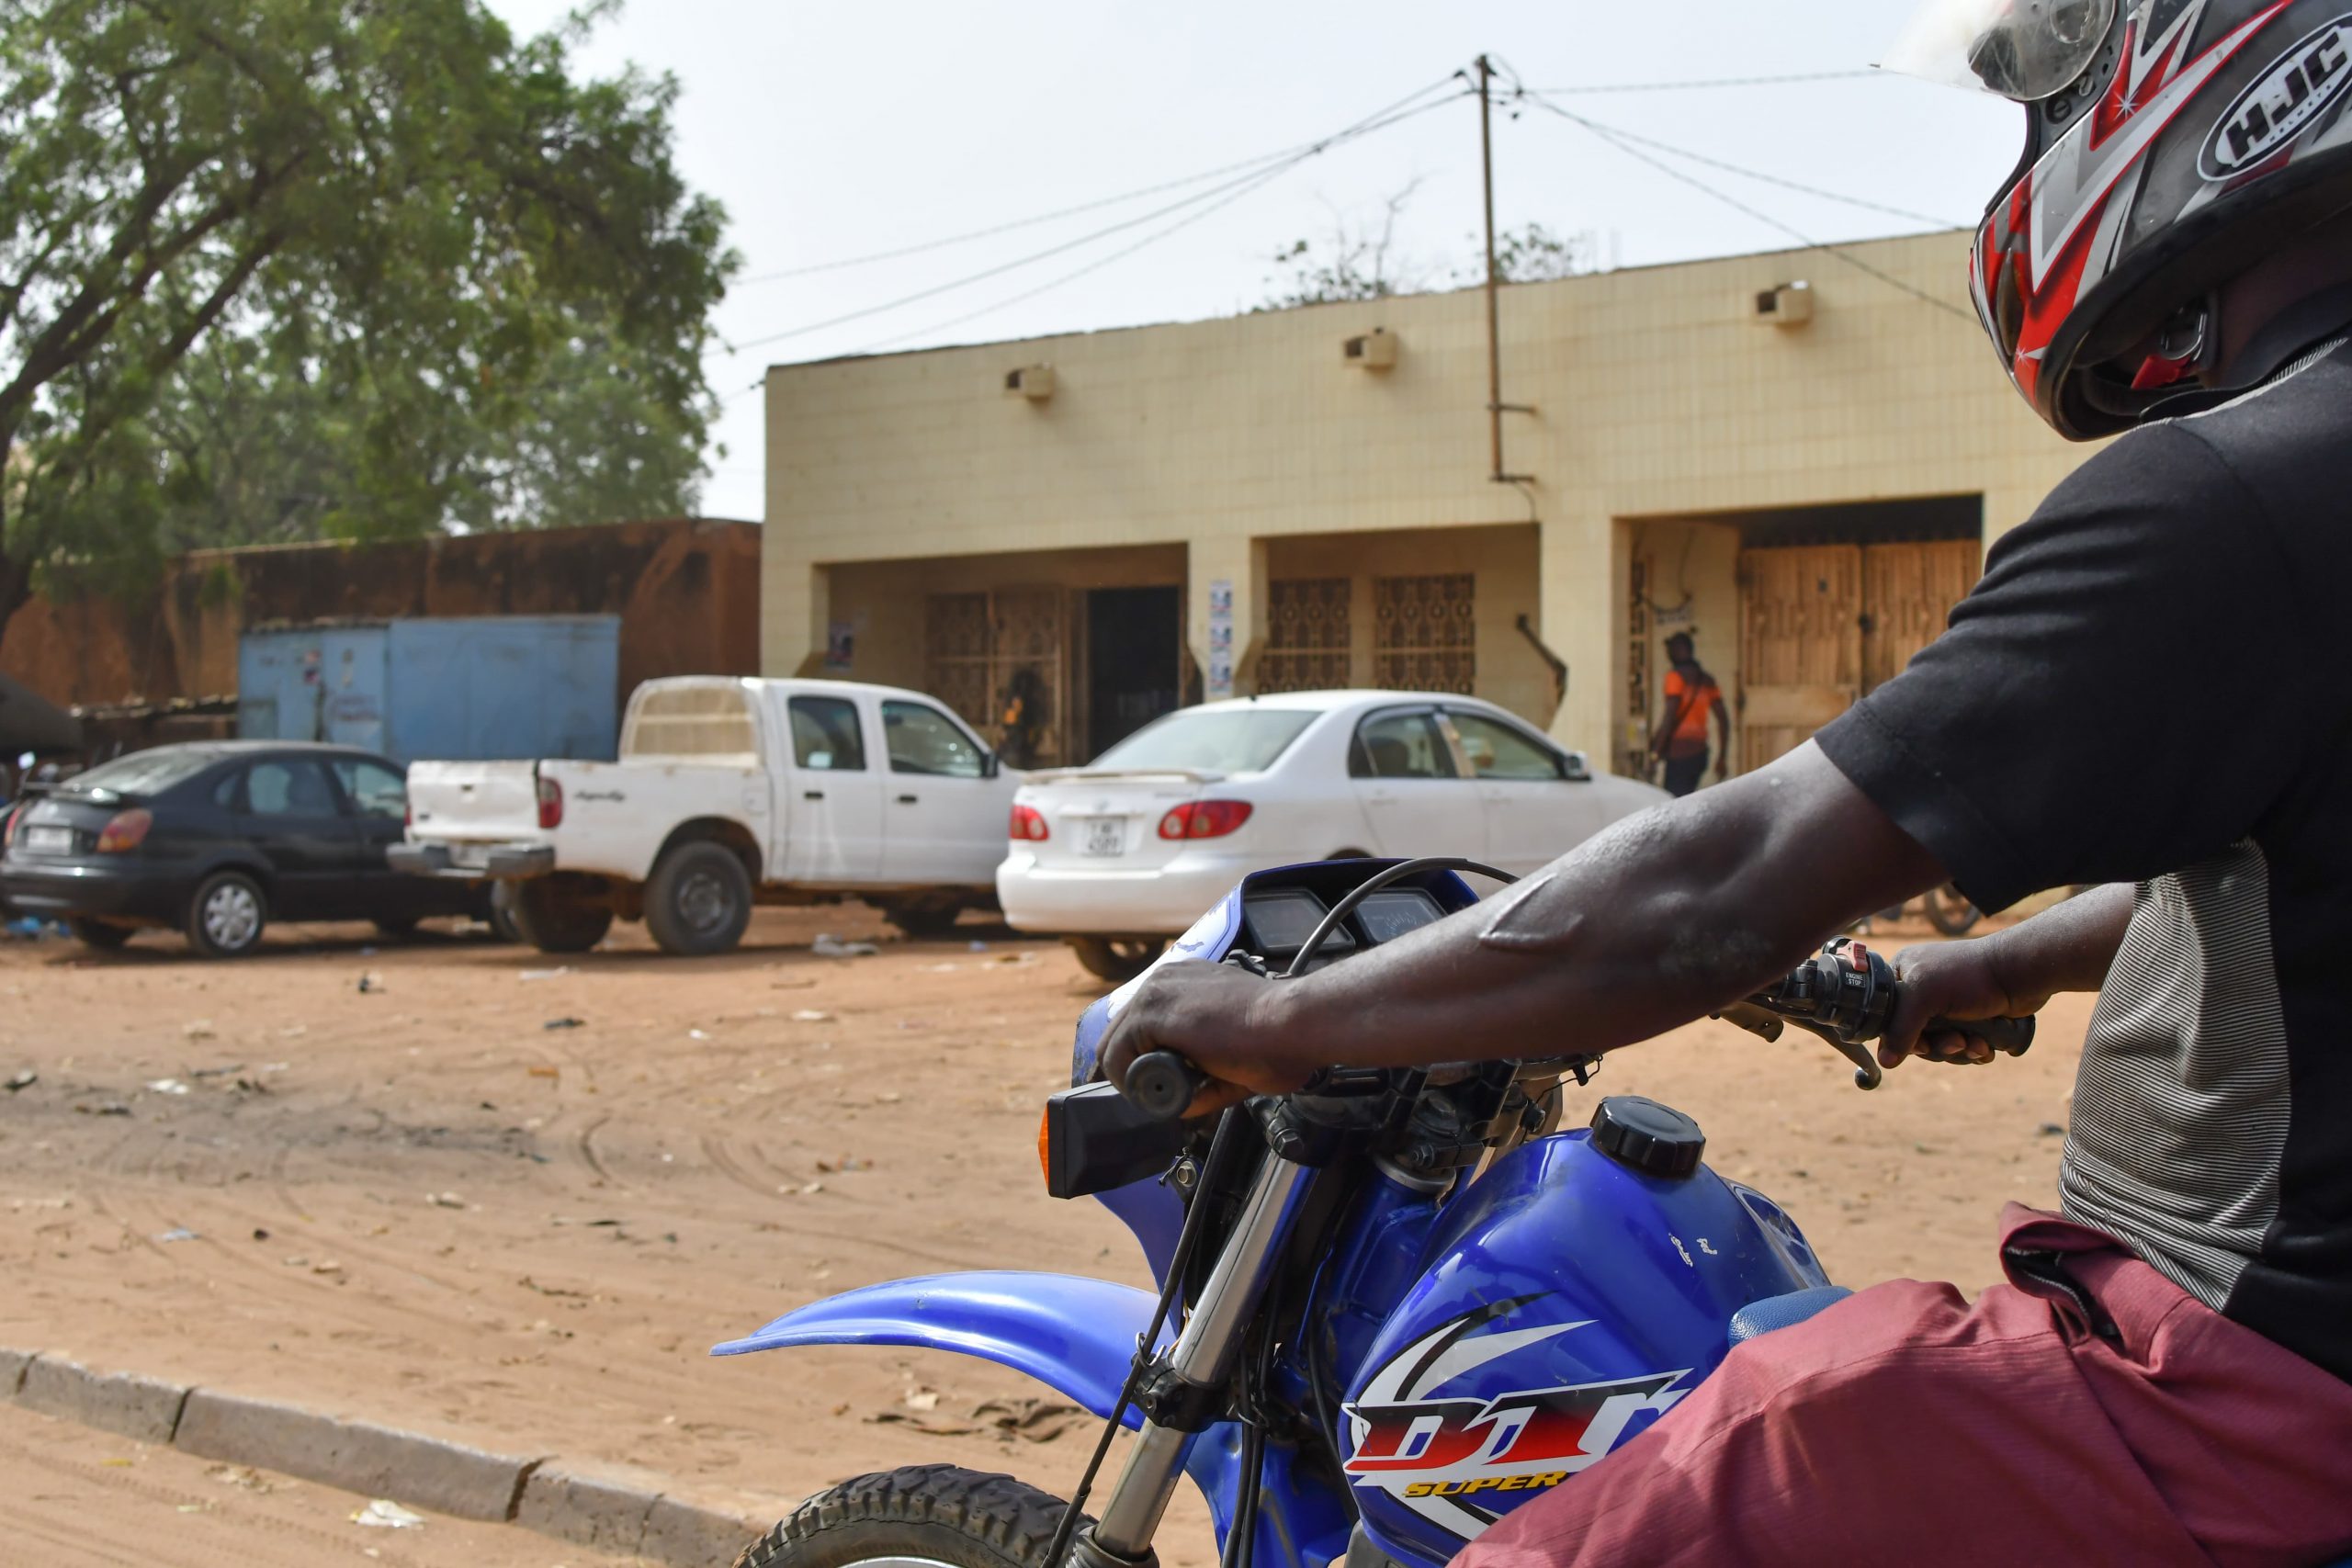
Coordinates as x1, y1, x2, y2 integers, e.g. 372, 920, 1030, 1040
739, 1464, 1098, 1568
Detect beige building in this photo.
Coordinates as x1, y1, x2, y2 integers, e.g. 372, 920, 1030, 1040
762, 231, 2096, 777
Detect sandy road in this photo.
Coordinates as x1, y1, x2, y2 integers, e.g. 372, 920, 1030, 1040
0, 905, 2087, 1564
0, 1399, 638, 1567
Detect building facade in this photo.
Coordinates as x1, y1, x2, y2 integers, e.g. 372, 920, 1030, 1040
762, 232, 2095, 776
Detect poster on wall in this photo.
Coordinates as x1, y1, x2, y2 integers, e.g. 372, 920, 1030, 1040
1206, 579, 1235, 700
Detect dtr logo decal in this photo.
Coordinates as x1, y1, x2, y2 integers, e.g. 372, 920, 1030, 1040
2199, 15, 2352, 179
1340, 1299, 1690, 1540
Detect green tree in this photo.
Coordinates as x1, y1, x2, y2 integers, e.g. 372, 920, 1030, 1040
0, 0, 733, 637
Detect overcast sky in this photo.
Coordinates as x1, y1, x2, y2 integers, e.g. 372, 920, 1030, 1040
482, 1, 2019, 522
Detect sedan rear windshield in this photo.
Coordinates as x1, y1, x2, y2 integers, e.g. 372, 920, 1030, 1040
58, 749, 218, 799
1090, 709, 1317, 773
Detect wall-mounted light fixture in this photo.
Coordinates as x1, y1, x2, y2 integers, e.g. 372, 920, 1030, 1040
1342, 327, 1398, 370
1753, 282, 1814, 327
1004, 365, 1057, 400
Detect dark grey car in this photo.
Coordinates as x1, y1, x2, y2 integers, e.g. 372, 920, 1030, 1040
0, 741, 488, 956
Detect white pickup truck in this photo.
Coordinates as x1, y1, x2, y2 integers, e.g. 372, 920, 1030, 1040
390, 677, 1019, 955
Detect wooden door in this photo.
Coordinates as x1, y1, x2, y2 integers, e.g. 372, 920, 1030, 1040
1862, 539, 1982, 694
1737, 545, 1862, 772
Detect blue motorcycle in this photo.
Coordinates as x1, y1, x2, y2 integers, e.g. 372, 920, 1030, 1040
714, 857, 2030, 1568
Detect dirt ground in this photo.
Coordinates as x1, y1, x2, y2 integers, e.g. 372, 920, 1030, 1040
0, 905, 2090, 1565
0, 1398, 638, 1567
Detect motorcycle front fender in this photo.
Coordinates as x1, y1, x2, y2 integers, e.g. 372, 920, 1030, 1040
712, 1269, 1161, 1427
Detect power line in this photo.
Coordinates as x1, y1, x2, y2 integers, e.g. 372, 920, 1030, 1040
710, 76, 1470, 359
736, 134, 1403, 287
1513, 91, 1962, 228
1522, 68, 1881, 94
730, 71, 1868, 288
1513, 91, 1975, 322
848, 156, 1306, 355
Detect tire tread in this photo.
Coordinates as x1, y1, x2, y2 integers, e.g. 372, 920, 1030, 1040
738, 1463, 1099, 1568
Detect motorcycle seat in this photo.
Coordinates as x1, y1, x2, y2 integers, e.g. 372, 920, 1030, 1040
1727, 1284, 1853, 1346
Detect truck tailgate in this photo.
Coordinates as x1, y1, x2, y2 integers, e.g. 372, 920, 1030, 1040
407, 761, 543, 842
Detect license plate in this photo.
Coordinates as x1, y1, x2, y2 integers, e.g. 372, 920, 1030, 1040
1082, 818, 1126, 858
21, 825, 72, 855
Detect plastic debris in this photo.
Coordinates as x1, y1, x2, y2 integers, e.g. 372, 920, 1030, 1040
790, 1009, 833, 1022
5, 1070, 34, 1092
145, 1078, 191, 1096
967, 940, 989, 953
154, 1226, 198, 1243
811, 933, 878, 958
542, 1017, 583, 1031
79, 1101, 130, 1116
352, 1498, 424, 1529
687, 1028, 710, 1041
518, 966, 573, 981
427, 1191, 466, 1209
356, 973, 385, 994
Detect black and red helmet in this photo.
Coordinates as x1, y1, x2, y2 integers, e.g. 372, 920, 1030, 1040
1892, 0, 2352, 436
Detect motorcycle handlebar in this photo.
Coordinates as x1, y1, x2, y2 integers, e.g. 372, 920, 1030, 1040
1114, 940, 2040, 1121
1923, 1011, 2035, 1055
1123, 1051, 1212, 1121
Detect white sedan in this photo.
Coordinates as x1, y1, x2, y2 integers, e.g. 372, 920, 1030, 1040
998, 690, 1668, 980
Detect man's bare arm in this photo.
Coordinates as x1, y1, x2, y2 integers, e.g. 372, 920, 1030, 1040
1100, 740, 1947, 1100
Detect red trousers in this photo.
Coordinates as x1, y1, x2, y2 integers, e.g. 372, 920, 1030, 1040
1451, 1206, 2352, 1568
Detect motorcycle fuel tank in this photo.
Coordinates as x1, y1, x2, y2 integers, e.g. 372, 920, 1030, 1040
1338, 1125, 1827, 1566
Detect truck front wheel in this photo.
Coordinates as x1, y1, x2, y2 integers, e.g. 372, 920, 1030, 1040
499, 874, 614, 954
644, 840, 753, 956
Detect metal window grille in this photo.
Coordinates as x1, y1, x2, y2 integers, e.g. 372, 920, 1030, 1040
923, 587, 1068, 765
1373, 574, 1476, 694
923, 592, 994, 733
1259, 578, 1352, 693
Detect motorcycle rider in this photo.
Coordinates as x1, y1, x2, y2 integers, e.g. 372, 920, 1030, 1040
1102, 1, 2352, 1559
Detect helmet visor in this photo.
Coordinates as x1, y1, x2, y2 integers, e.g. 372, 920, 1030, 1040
1881, 0, 2117, 100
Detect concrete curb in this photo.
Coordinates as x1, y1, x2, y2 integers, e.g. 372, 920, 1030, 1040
1, 1348, 766, 1565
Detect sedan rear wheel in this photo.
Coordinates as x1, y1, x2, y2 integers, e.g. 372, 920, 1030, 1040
1066, 936, 1165, 984
187, 872, 267, 959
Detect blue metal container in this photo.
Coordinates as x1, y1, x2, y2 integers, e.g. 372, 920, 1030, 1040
236, 615, 620, 764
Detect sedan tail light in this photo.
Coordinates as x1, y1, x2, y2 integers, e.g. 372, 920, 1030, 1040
1009, 803, 1049, 841
536, 774, 563, 830
95, 807, 153, 853
1158, 800, 1252, 840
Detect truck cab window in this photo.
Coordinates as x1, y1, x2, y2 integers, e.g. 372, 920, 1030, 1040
789, 697, 867, 771
882, 701, 985, 778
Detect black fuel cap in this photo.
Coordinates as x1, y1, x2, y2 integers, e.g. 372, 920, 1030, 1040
1589, 1096, 1705, 1179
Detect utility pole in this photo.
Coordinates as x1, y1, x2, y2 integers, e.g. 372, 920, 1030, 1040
1476, 55, 1532, 485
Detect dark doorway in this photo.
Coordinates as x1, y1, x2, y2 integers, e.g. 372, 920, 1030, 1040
1086, 586, 1182, 760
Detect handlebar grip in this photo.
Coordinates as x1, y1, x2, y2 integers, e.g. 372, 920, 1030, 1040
1923, 1013, 2035, 1055
1122, 1051, 1210, 1121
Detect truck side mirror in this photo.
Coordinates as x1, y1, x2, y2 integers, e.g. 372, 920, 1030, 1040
1562, 750, 1592, 782
982, 751, 1001, 779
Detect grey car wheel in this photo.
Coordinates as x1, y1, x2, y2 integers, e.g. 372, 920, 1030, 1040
187, 872, 267, 959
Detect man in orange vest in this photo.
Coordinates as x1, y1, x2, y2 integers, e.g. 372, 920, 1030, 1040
1649, 632, 1729, 796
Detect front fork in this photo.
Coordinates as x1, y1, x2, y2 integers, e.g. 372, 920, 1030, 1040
1082, 1149, 1316, 1565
